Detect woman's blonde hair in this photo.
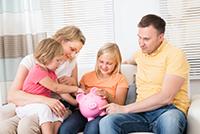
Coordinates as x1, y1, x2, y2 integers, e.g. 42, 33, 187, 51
52, 25, 86, 45
95, 43, 122, 78
34, 38, 64, 65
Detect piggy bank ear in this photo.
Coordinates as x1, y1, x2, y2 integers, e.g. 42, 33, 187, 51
76, 93, 84, 102
91, 87, 97, 93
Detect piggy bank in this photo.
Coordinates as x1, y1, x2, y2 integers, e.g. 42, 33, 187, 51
76, 87, 108, 121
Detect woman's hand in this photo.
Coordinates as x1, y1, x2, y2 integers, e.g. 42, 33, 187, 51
58, 76, 76, 85
44, 97, 67, 117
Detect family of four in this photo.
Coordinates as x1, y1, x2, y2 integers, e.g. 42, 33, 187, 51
2, 14, 190, 134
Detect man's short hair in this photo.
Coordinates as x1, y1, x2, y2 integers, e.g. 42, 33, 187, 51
138, 14, 166, 34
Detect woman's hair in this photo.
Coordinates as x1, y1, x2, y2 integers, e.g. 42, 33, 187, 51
95, 43, 122, 78
138, 14, 166, 34
52, 25, 86, 45
34, 38, 64, 65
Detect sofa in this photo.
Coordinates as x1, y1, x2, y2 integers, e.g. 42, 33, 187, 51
0, 64, 200, 134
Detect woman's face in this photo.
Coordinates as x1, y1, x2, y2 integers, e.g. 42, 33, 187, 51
61, 40, 83, 60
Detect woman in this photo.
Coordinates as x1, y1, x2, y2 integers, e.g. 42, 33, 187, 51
3, 25, 86, 134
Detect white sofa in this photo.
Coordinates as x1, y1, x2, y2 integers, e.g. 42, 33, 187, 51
0, 64, 200, 134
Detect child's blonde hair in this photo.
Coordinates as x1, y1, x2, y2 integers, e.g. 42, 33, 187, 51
52, 25, 86, 45
95, 43, 122, 78
34, 38, 64, 65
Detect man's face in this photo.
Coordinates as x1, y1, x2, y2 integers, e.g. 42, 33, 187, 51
137, 25, 164, 54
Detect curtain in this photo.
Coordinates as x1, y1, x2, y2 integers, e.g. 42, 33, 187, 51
39, 0, 114, 65
0, 0, 46, 105
160, 0, 200, 79
0, 0, 114, 105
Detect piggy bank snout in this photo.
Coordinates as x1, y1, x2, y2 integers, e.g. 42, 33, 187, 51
88, 102, 97, 109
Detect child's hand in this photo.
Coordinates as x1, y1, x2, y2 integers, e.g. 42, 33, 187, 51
77, 88, 85, 94
58, 76, 76, 85
95, 88, 109, 99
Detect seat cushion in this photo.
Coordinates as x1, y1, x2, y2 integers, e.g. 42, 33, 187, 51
0, 103, 16, 121
125, 83, 137, 105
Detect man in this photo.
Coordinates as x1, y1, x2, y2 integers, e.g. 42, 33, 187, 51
99, 14, 190, 134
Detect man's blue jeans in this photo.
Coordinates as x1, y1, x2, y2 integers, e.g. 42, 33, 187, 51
99, 104, 187, 134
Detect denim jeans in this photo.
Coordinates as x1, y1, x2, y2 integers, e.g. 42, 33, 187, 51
58, 100, 88, 134
58, 110, 87, 134
84, 116, 104, 134
99, 104, 187, 134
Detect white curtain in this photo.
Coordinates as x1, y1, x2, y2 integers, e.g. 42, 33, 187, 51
160, 0, 200, 79
0, 0, 114, 105
39, 0, 114, 65
0, 0, 46, 105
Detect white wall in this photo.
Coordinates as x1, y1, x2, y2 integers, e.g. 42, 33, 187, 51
114, 0, 160, 60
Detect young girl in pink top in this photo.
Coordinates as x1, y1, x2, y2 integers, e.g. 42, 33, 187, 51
16, 38, 81, 134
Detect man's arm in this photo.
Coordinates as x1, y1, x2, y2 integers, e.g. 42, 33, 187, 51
103, 74, 185, 114
125, 74, 184, 113
123, 53, 137, 65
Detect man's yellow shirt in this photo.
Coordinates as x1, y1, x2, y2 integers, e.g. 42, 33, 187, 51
134, 40, 190, 114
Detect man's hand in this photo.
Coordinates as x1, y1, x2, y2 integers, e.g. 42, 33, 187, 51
100, 103, 128, 114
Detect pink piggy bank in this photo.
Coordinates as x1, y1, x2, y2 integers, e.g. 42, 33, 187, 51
76, 87, 108, 121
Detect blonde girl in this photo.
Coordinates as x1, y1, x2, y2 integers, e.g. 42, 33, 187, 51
77, 43, 128, 134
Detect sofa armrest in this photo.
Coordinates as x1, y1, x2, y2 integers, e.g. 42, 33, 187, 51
187, 95, 200, 134
0, 103, 16, 121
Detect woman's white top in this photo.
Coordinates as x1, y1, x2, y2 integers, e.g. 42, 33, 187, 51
20, 54, 76, 78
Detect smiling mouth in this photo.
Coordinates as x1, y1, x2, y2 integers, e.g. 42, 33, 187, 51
101, 69, 108, 72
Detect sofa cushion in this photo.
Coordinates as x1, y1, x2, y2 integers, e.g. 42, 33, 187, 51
125, 83, 137, 105
121, 64, 136, 84
0, 103, 16, 121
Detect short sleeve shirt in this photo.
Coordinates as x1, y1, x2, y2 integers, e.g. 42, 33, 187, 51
23, 64, 57, 97
20, 54, 76, 78
134, 40, 190, 114
80, 71, 128, 98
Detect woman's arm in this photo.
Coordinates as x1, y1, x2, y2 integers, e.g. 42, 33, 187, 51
7, 64, 66, 117
60, 93, 78, 106
57, 64, 78, 86
71, 64, 78, 85
58, 64, 79, 105
7, 64, 43, 105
